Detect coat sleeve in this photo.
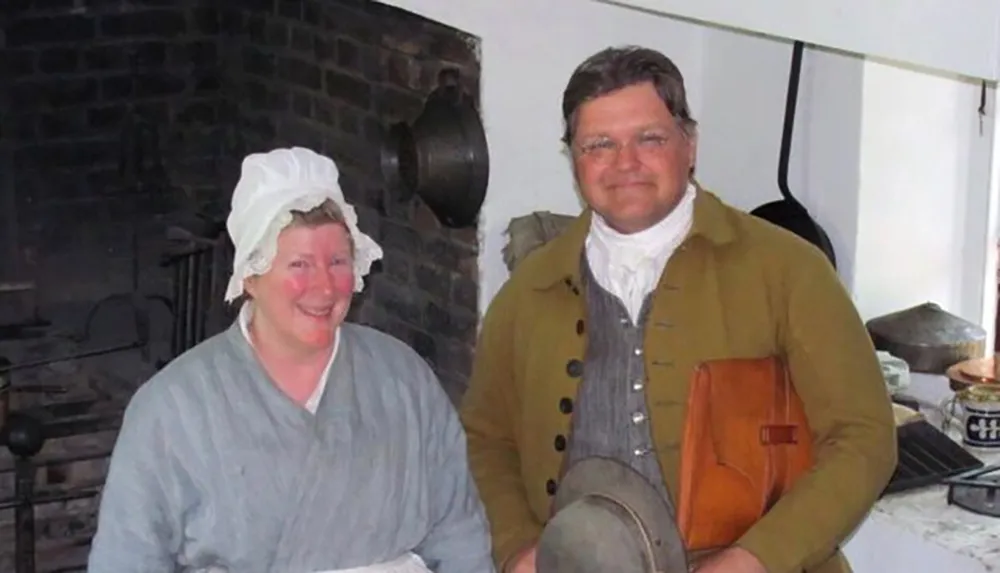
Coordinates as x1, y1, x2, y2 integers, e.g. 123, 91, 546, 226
414, 364, 497, 573
459, 283, 543, 570
735, 250, 898, 573
87, 384, 186, 572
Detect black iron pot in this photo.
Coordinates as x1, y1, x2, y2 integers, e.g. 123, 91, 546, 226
381, 68, 489, 229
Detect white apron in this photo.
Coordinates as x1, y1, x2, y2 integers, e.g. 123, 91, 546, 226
317, 553, 432, 573
192, 553, 431, 573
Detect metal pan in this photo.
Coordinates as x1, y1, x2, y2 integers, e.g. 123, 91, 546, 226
750, 41, 837, 269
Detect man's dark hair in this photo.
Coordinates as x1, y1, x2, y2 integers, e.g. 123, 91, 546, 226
561, 46, 697, 145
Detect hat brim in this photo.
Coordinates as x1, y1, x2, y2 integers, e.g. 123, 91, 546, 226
539, 457, 688, 572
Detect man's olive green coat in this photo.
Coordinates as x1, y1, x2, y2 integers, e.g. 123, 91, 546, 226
459, 190, 898, 573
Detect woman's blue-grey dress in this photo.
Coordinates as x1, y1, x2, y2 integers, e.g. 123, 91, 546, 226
86, 321, 495, 573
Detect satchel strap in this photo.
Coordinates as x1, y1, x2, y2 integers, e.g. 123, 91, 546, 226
760, 359, 796, 509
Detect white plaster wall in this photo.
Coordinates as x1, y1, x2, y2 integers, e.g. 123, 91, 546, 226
593, 0, 1000, 80
691, 23, 996, 327
694, 31, 866, 290
795, 47, 865, 296
852, 61, 995, 325
378, 0, 705, 309
695, 28, 805, 213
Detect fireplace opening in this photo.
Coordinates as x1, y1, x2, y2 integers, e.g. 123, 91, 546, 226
0, 1, 482, 570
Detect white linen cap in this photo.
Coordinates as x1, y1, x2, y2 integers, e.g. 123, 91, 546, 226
224, 147, 383, 302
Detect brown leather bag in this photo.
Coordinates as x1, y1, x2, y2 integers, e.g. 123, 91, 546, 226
677, 356, 815, 552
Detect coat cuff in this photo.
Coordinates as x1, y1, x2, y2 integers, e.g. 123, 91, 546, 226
735, 527, 803, 573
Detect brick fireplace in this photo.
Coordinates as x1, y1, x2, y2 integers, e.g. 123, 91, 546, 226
0, 0, 482, 570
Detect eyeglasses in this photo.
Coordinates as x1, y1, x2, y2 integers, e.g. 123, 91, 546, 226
572, 129, 681, 163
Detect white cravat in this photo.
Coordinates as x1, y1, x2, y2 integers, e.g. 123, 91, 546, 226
585, 184, 697, 324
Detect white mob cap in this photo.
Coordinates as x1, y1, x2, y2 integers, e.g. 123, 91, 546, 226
224, 146, 383, 302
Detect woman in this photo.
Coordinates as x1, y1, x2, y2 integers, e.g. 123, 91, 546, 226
87, 147, 495, 573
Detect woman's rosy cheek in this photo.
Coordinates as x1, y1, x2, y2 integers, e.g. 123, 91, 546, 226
332, 272, 355, 295
281, 275, 310, 297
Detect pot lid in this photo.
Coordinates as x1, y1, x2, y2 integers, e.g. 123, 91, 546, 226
866, 302, 986, 350
866, 302, 987, 374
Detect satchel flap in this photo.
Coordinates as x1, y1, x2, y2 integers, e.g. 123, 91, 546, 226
678, 356, 815, 550
704, 357, 784, 468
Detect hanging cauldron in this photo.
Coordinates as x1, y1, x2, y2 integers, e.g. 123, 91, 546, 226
865, 302, 987, 374
381, 68, 489, 229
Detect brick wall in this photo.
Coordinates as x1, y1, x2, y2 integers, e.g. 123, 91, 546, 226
2, 0, 228, 307
2, 0, 482, 396
221, 0, 482, 401
0, 1, 482, 569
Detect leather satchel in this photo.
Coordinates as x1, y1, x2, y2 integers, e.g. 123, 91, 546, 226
677, 356, 815, 552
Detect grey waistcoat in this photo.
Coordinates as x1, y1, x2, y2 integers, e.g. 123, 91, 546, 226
564, 258, 671, 504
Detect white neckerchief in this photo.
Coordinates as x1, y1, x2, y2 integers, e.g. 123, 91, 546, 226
238, 302, 338, 414
585, 184, 697, 324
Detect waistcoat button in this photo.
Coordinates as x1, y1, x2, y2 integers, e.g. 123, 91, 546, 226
575, 319, 585, 335
546, 479, 558, 495
558, 397, 574, 414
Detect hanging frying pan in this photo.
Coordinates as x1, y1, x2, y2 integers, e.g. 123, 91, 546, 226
750, 41, 837, 269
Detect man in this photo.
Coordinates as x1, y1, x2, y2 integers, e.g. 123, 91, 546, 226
460, 46, 897, 573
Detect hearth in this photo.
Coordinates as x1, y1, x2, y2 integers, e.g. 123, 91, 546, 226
0, 0, 483, 570
0, 342, 142, 573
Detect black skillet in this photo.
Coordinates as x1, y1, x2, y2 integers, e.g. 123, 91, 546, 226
750, 40, 837, 269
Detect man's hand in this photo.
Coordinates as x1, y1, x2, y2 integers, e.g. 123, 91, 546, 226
506, 544, 537, 573
695, 546, 766, 573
